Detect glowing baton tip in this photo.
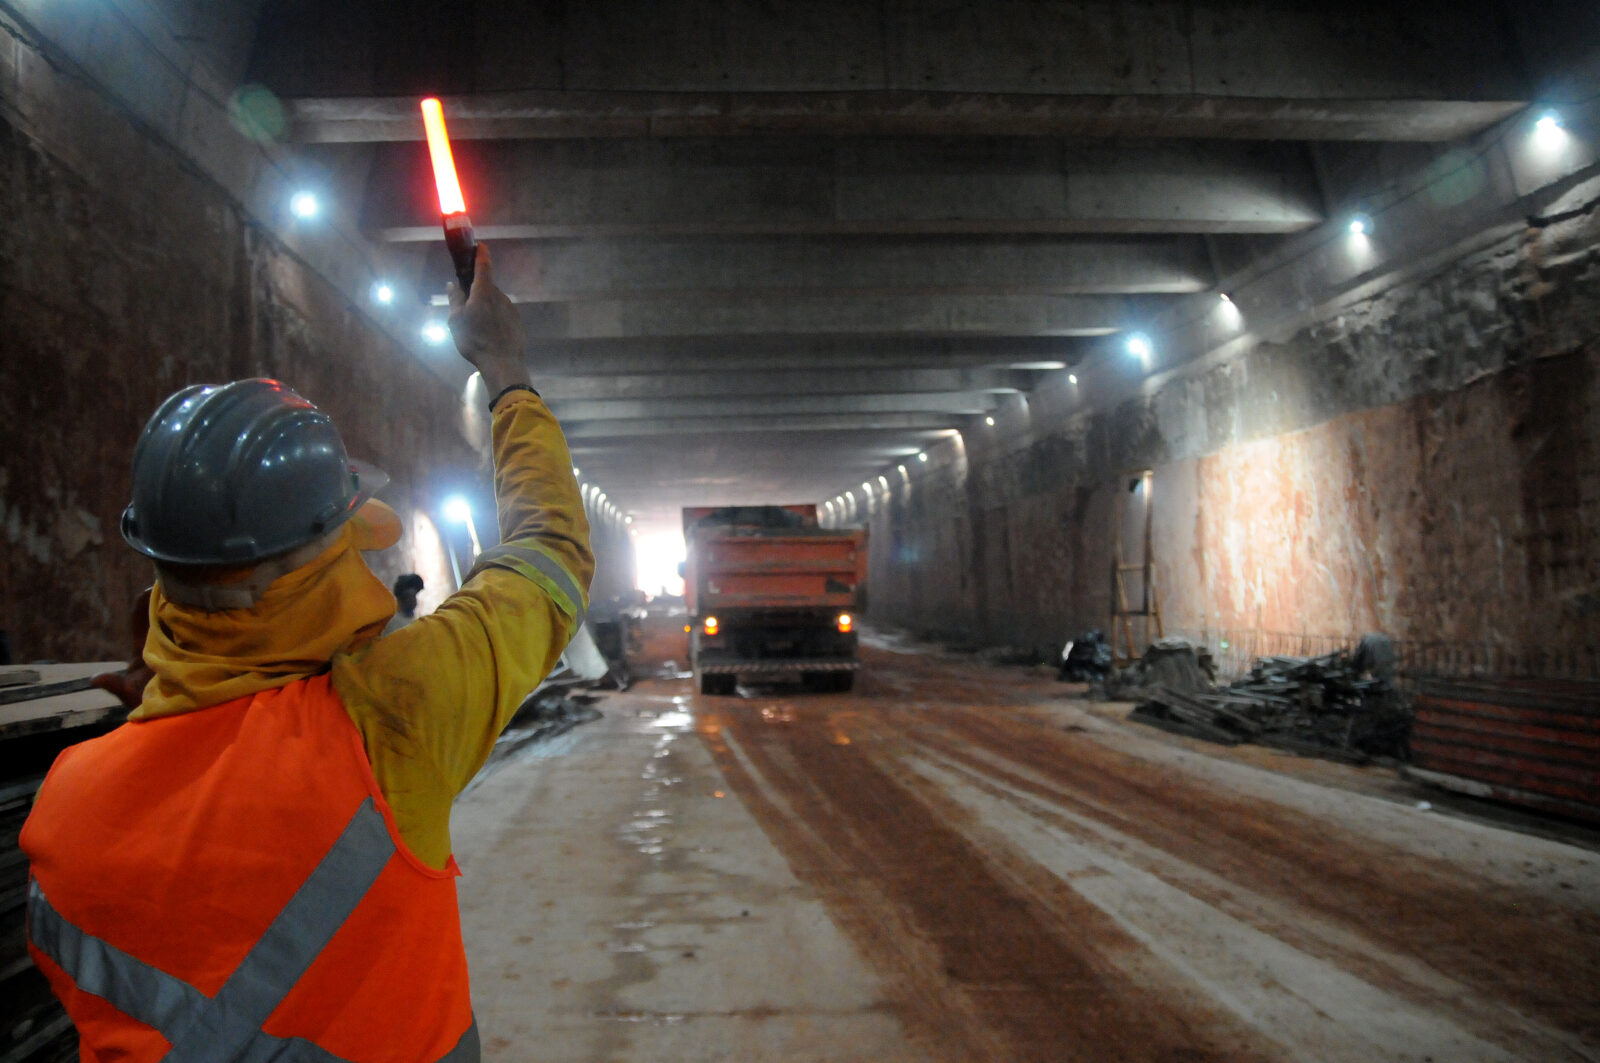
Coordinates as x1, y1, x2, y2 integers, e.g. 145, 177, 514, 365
420, 98, 467, 216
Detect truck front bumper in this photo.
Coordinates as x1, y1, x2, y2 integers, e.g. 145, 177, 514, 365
698, 657, 860, 676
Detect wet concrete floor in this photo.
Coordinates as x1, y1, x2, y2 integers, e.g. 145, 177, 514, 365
451, 620, 1600, 1062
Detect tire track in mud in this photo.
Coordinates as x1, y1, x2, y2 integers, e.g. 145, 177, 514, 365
699, 702, 1286, 1063
897, 735, 1592, 1062
903, 701, 1600, 1051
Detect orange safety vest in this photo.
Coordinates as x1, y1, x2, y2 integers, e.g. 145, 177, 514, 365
20, 674, 479, 1062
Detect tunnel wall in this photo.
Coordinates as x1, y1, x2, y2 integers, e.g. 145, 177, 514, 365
864, 196, 1600, 676
0, 5, 627, 662
0, 99, 485, 661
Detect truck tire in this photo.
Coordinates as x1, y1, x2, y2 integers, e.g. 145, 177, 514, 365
699, 672, 736, 696
803, 671, 854, 693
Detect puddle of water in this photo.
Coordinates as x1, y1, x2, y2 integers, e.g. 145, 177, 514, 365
650, 710, 694, 730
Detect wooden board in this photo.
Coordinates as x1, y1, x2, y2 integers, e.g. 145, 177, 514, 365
0, 662, 126, 740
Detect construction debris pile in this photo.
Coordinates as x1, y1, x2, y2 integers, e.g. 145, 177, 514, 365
1129, 637, 1409, 762
1100, 637, 1215, 698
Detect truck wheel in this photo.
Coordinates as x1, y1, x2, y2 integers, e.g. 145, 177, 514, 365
700, 673, 735, 696
803, 671, 853, 693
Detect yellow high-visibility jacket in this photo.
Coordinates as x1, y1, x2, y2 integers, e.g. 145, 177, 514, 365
336, 392, 594, 868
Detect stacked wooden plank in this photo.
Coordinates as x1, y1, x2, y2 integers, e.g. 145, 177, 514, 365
1409, 678, 1600, 824
2, 664, 125, 1063
1131, 651, 1409, 762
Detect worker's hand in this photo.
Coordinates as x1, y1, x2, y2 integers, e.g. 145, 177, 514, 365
448, 244, 530, 396
91, 587, 154, 711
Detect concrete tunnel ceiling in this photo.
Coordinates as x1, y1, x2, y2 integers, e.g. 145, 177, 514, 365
245, 0, 1555, 540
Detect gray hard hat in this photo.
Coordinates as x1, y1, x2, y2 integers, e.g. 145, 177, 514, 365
121, 379, 388, 566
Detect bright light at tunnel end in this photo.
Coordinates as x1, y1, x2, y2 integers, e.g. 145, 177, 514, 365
442, 496, 472, 523
635, 532, 687, 597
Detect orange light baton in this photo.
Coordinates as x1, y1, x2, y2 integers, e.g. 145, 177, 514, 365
420, 97, 476, 295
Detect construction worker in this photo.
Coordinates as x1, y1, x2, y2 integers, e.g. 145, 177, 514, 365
21, 245, 590, 1061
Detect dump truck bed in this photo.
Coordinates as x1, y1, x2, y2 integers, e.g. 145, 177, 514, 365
690, 531, 865, 613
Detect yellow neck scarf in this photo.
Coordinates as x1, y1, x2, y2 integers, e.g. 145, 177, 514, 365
134, 524, 397, 720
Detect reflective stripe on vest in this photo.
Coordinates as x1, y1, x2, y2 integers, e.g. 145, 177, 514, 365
28, 798, 479, 1063
468, 541, 587, 629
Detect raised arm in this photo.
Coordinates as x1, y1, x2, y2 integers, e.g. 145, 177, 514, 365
332, 245, 595, 868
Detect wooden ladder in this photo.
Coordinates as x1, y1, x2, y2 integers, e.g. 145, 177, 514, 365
1109, 471, 1163, 663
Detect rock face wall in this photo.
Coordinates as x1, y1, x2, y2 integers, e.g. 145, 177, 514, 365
864, 195, 1600, 674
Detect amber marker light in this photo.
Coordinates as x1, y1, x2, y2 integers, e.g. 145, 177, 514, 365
684, 624, 692, 634
420, 97, 477, 295
703, 616, 720, 635
837, 613, 853, 633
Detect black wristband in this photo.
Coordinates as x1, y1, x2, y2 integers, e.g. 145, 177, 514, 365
488, 383, 540, 412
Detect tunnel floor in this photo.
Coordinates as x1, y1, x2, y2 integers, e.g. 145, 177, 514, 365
449, 619, 1600, 1062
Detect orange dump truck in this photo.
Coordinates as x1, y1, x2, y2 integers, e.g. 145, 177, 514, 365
683, 505, 867, 695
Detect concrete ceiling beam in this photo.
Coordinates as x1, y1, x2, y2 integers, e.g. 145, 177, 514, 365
551, 392, 999, 422
519, 293, 1127, 341
254, 0, 1533, 127
523, 336, 1089, 375
538, 367, 1035, 401
360, 137, 1324, 237
466, 236, 1213, 301
290, 91, 1524, 144
561, 413, 955, 439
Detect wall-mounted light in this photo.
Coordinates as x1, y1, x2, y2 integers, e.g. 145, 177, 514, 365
372, 282, 395, 305
917, 452, 928, 462
1125, 333, 1153, 364
1068, 373, 1078, 385
1347, 215, 1370, 237
1533, 109, 1568, 151
1219, 292, 1232, 304
289, 191, 320, 219
985, 415, 995, 426
420, 321, 450, 345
